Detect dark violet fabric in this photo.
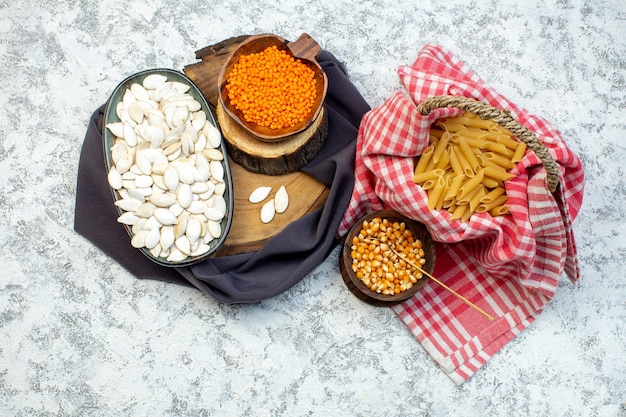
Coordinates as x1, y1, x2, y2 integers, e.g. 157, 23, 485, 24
74, 50, 371, 303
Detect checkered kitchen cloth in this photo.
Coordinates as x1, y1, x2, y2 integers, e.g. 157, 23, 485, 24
338, 44, 585, 384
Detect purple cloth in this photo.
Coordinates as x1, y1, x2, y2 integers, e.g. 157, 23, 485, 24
74, 50, 370, 303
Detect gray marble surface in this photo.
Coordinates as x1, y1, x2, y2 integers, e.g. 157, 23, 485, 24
1, 1, 625, 416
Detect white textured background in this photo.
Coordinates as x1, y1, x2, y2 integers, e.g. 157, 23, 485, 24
1, 1, 625, 416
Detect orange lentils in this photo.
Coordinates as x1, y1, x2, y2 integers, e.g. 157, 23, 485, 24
225, 46, 318, 129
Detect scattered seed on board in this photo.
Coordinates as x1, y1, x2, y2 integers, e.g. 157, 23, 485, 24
249, 186, 272, 203
248, 185, 289, 223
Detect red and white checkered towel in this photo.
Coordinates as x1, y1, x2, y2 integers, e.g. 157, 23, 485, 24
338, 44, 585, 384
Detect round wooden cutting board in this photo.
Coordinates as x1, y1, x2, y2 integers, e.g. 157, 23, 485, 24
184, 35, 331, 256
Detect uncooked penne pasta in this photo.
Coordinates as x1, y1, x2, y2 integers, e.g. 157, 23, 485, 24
412, 168, 445, 184
412, 111, 528, 221
456, 115, 497, 130
469, 187, 486, 212
483, 152, 516, 170
413, 143, 435, 175
434, 147, 450, 170
480, 175, 501, 189
456, 169, 484, 201
489, 205, 510, 216
449, 202, 468, 221
511, 141, 527, 163
452, 145, 475, 177
483, 166, 515, 182
459, 139, 481, 173
495, 134, 520, 150
436, 119, 466, 132
449, 147, 464, 177
427, 175, 446, 211
482, 141, 512, 156
432, 133, 450, 164
435, 175, 451, 211
444, 174, 465, 204
480, 186, 506, 204
430, 129, 445, 140
476, 195, 508, 213
457, 184, 482, 206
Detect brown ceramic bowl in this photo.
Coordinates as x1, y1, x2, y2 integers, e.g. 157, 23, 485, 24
217, 33, 328, 142
339, 210, 436, 307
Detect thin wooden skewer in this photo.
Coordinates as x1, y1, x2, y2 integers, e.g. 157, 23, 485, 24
365, 238, 494, 321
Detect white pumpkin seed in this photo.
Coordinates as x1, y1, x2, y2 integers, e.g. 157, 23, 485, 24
208, 220, 222, 238
159, 226, 175, 251
163, 165, 180, 191
260, 199, 275, 224
175, 235, 191, 255
177, 183, 193, 209
154, 208, 178, 225
142, 73, 168, 90
145, 227, 161, 249
249, 186, 272, 203
114, 198, 143, 212
131, 230, 148, 248
274, 185, 289, 214
108, 168, 123, 190
117, 212, 139, 225
135, 202, 156, 218
150, 192, 177, 207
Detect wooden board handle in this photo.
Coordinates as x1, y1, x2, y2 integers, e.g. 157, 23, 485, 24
287, 33, 321, 61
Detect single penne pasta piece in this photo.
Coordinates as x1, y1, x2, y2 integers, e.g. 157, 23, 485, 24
495, 135, 520, 150
482, 132, 509, 143
451, 133, 489, 148
429, 128, 445, 140
488, 123, 512, 135
456, 115, 498, 130
464, 128, 490, 141
461, 205, 474, 222
436, 119, 466, 133
435, 175, 451, 211
449, 203, 468, 221
476, 194, 508, 213
483, 152, 516, 170
489, 204, 510, 216
444, 175, 465, 204
459, 139, 481, 172
427, 175, 446, 210
457, 184, 482, 206
469, 187, 486, 213
443, 197, 456, 209
480, 186, 506, 203
421, 178, 436, 190
434, 148, 450, 170
482, 141, 512, 157
425, 154, 436, 172
412, 168, 445, 184
483, 166, 515, 182
452, 145, 475, 177
413, 144, 435, 175
432, 133, 450, 164
456, 169, 485, 201
449, 146, 464, 177
511, 141, 527, 163
480, 155, 507, 172
481, 175, 500, 189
